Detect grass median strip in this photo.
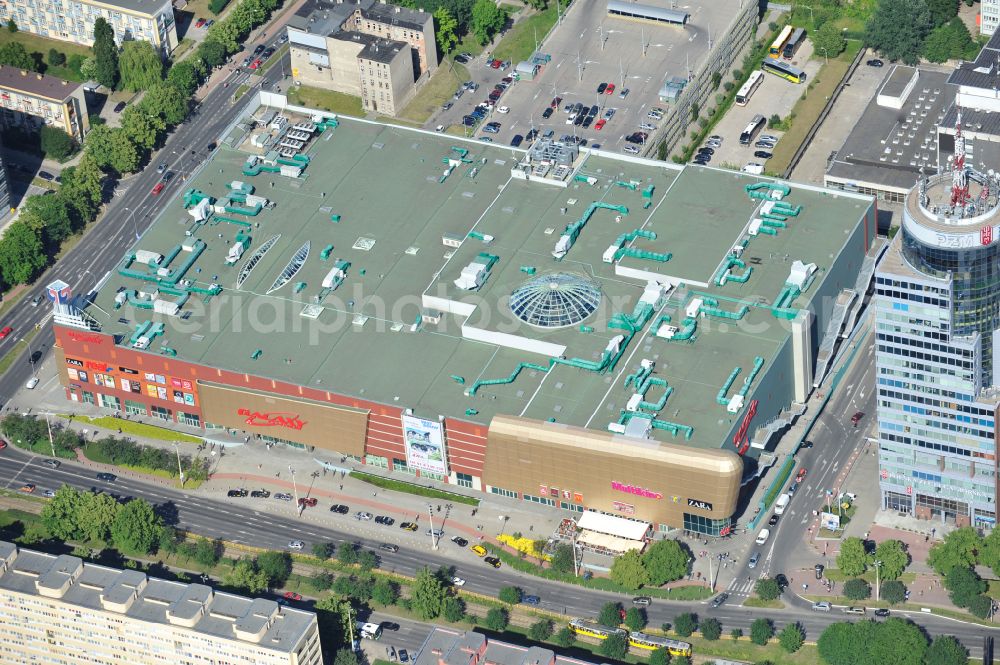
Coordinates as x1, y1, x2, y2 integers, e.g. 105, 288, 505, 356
0, 326, 39, 378
352, 471, 480, 505
62, 415, 203, 443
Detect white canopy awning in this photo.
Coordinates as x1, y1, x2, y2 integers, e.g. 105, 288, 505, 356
577, 511, 649, 541
577, 530, 643, 554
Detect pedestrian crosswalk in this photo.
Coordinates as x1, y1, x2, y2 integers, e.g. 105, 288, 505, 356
723, 576, 759, 597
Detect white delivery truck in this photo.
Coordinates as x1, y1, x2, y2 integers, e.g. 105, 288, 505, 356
774, 492, 790, 515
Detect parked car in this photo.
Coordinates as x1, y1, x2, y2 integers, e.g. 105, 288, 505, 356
595, 119, 606, 130
755, 529, 770, 545
19, 484, 35, 493
698, 147, 715, 155
483, 122, 501, 134
462, 116, 477, 126
510, 134, 523, 147
42, 489, 56, 498
398, 650, 409, 663
330, 504, 350, 513
522, 595, 540, 605
442, 101, 453, 111
484, 556, 501, 568
25, 377, 39, 390
250, 489, 271, 498
426, 528, 444, 538
754, 150, 773, 159
768, 514, 780, 526
113, 101, 127, 113
490, 58, 503, 69
542, 107, 554, 119
874, 608, 890, 618
228, 488, 249, 498
582, 116, 594, 128
550, 96, 562, 108
355, 511, 373, 520
455, 54, 470, 64
867, 59, 884, 67
605, 83, 615, 95
374, 515, 395, 525
156, 163, 167, 174
815, 564, 825, 579
624, 145, 640, 154
626, 132, 648, 144
253, 44, 266, 56
618, 88, 629, 98
379, 543, 399, 553
471, 545, 487, 557
274, 492, 293, 501
812, 601, 831, 612
796, 467, 808, 481
479, 137, 494, 143
283, 592, 302, 601
451, 536, 469, 547
298, 497, 318, 507
195, 17, 207, 27
400, 522, 418, 531
451, 576, 466, 587
162, 171, 175, 182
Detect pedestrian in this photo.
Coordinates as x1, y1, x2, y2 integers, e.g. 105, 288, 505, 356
373, 492, 377, 498
340, 484, 344, 491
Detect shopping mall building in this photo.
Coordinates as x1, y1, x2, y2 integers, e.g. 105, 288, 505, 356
51, 109, 877, 537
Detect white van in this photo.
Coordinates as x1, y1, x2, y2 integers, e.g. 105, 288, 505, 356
774, 493, 790, 515
755, 528, 770, 545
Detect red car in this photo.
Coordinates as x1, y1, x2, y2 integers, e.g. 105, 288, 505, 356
550, 96, 562, 108
0, 440, 7, 450
605, 83, 615, 95
851, 411, 864, 425
249, 58, 262, 70
490, 58, 502, 69
0, 326, 12, 339
283, 591, 302, 601
595, 118, 606, 130
298, 497, 318, 507
151, 182, 165, 195
195, 17, 207, 28
796, 468, 807, 481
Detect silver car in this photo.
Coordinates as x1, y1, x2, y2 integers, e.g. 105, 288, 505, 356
639, 122, 657, 131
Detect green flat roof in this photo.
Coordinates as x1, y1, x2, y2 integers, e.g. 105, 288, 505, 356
89, 116, 872, 449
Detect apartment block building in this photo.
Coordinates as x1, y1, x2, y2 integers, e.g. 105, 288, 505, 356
981, 0, 999, 36
0, 541, 322, 665
287, 0, 435, 117
875, 119, 1000, 530
0, 65, 89, 141
0, 0, 178, 55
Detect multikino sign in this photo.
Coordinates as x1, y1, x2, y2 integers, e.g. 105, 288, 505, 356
611, 481, 663, 500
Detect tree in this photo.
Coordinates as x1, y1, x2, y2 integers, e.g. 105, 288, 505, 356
19, 193, 74, 249
749, 618, 773, 646
700, 617, 721, 641
308, 571, 333, 591
167, 60, 200, 96
41, 485, 85, 540
730, 628, 743, 641
47, 48, 66, 66
624, 607, 646, 631
874, 540, 910, 580
120, 105, 165, 150
929, 527, 981, 575
471, 0, 506, 45
0, 42, 35, 70
337, 542, 358, 565
357, 550, 377, 571
442, 595, 465, 622
755, 577, 781, 601
598, 602, 622, 627
837, 537, 870, 577
528, 619, 553, 642
817, 622, 868, 665
76, 490, 121, 542
944, 565, 985, 607
411, 568, 447, 620
870, 618, 928, 665
599, 633, 628, 660
881, 580, 907, 605
334, 649, 360, 665
967, 593, 992, 619
80, 56, 98, 81
778, 623, 804, 653
924, 17, 978, 63
484, 607, 509, 631
141, 81, 189, 126
672, 658, 690, 665
498, 586, 521, 604
84, 125, 140, 174
981, 527, 1000, 576
553, 626, 574, 648
926, 0, 959, 27
193, 538, 222, 568
924, 635, 967, 665
370, 577, 398, 605
6, 18, 16, 32
57, 154, 104, 226
92, 17, 119, 89
199, 39, 227, 68
312, 542, 334, 559
434, 7, 459, 54
39, 125, 76, 161
110, 498, 163, 554
551, 543, 575, 574
843, 578, 871, 601
649, 648, 671, 665
642, 539, 688, 585
256, 551, 292, 586
673, 612, 697, 637
812, 23, 847, 61
866, 0, 932, 65
118, 41, 162, 92
611, 549, 650, 589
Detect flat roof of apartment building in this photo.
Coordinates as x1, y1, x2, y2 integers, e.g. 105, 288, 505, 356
85, 115, 872, 449
287, 0, 428, 37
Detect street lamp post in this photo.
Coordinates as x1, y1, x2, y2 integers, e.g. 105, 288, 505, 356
427, 503, 438, 550
708, 553, 715, 592
873, 559, 882, 601
819, 46, 828, 65
44, 414, 55, 458
20, 338, 36, 377
172, 442, 184, 488
123, 207, 140, 240
289, 465, 300, 514
499, 515, 509, 538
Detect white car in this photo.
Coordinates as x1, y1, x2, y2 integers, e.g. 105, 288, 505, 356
275, 492, 293, 501
356, 511, 374, 521
451, 576, 466, 587
497, 105, 510, 114
624, 145, 640, 154
25, 377, 39, 390
435, 125, 444, 132
755, 528, 770, 545
288, 540, 305, 550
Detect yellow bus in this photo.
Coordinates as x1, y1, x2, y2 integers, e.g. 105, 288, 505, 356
768, 25, 794, 58
568, 619, 628, 641
761, 58, 806, 84
627, 632, 693, 657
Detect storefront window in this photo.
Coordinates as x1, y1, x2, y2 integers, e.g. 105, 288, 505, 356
524, 493, 556, 507
490, 486, 517, 499
81, 391, 94, 405
366, 455, 388, 469
177, 412, 201, 427
392, 458, 416, 476
421, 471, 445, 481
560, 501, 584, 513
204, 422, 225, 430
124, 400, 146, 416
682, 512, 731, 537
97, 393, 120, 411
151, 405, 172, 421
455, 472, 473, 489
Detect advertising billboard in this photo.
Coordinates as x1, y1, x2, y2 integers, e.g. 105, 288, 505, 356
402, 414, 448, 475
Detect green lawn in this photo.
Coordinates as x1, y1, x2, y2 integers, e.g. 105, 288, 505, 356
0, 31, 90, 82
287, 84, 364, 118
769, 40, 861, 175
743, 597, 785, 609
62, 415, 203, 443
353, 471, 480, 505
399, 60, 469, 124
491, 4, 559, 65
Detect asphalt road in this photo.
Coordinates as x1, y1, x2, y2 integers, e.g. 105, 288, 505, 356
0, 444, 995, 656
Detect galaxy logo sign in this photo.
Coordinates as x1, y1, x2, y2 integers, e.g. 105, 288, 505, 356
402, 414, 448, 475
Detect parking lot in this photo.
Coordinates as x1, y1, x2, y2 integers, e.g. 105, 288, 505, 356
699, 40, 821, 171
437, 0, 742, 151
